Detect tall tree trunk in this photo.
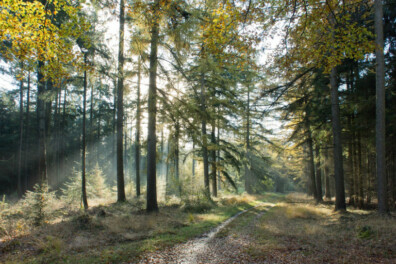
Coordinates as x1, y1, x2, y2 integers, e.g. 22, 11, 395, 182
59, 85, 67, 186
357, 132, 364, 208
17, 71, 24, 197
347, 116, 356, 206
217, 121, 221, 191
324, 147, 331, 199
245, 87, 252, 194
24, 73, 30, 191
375, 0, 388, 214
146, 0, 160, 212
160, 126, 164, 177
165, 132, 171, 196
124, 121, 128, 178
330, 67, 346, 211
175, 121, 181, 195
315, 145, 323, 201
97, 82, 102, 162
116, 0, 126, 202
37, 61, 47, 184
135, 57, 141, 197
201, 71, 210, 193
393, 152, 396, 208
192, 142, 195, 178
306, 117, 318, 200
113, 80, 117, 171
211, 123, 217, 197
81, 53, 89, 210
53, 87, 60, 186
89, 75, 94, 167
45, 80, 52, 138
367, 153, 373, 204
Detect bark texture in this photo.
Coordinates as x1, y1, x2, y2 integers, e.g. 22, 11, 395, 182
146, 0, 160, 212
330, 67, 346, 211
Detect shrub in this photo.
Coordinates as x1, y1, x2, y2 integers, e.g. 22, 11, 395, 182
357, 225, 373, 239
22, 183, 57, 226
61, 164, 111, 206
181, 189, 216, 213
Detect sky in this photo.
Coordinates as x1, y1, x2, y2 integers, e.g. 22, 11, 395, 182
0, 60, 16, 93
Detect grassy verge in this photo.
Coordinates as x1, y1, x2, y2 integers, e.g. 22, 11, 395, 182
0, 193, 282, 264
233, 193, 396, 264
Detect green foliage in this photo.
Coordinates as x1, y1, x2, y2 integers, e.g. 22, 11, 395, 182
61, 164, 111, 206
22, 183, 57, 226
38, 235, 64, 255
181, 188, 216, 213
357, 225, 373, 239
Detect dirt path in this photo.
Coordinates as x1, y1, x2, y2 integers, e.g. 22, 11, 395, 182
136, 203, 274, 264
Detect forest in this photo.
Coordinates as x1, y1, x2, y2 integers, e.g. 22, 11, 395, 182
0, 0, 395, 263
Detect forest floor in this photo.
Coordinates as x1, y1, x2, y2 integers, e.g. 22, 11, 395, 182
1, 193, 395, 264
137, 193, 396, 264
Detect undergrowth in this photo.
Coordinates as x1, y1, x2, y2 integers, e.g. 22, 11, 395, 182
0, 191, 274, 264
242, 193, 396, 264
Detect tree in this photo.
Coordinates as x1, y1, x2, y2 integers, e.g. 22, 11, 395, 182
266, 0, 374, 210
330, 67, 346, 210
146, 0, 160, 212
374, 0, 388, 214
116, 0, 127, 202
135, 56, 142, 197
81, 51, 89, 210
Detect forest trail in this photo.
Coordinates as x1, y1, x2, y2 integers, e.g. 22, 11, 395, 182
136, 203, 275, 264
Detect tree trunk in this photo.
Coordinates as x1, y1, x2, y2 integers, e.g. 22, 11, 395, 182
330, 67, 346, 211
113, 80, 117, 172
165, 133, 171, 196
59, 85, 67, 188
245, 87, 252, 194
375, 0, 388, 214
17, 71, 24, 197
53, 86, 60, 187
217, 122, 221, 191
175, 121, 181, 196
192, 142, 195, 178
97, 82, 101, 162
37, 61, 47, 184
160, 126, 164, 177
89, 76, 94, 168
135, 56, 141, 197
211, 123, 217, 197
347, 116, 356, 206
146, 0, 160, 212
201, 71, 210, 193
324, 147, 331, 199
306, 119, 318, 200
45, 80, 52, 138
24, 72, 30, 191
81, 53, 89, 210
357, 132, 364, 208
116, 0, 126, 202
315, 145, 323, 201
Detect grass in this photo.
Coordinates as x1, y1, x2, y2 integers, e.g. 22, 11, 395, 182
0, 193, 282, 264
228, 193, 396, 264
9, 192, 393, 263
